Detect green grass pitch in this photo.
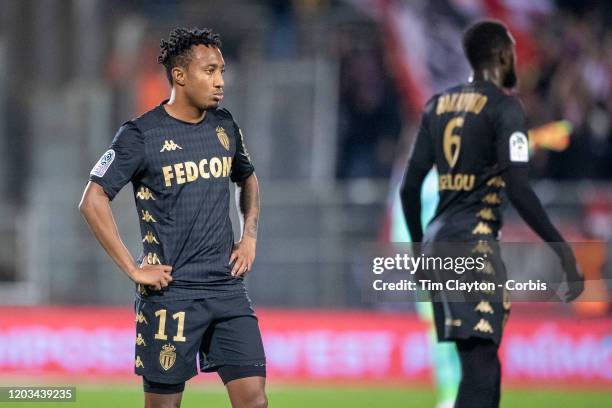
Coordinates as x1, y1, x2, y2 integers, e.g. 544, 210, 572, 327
2, 386, 610, 407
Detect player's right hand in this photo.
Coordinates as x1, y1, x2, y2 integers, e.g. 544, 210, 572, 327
131, 260, 173, 291
561, 250, 584, 302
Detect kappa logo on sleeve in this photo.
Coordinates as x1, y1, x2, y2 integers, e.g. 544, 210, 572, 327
90, 149, 115, 177
509, 132, 529, 162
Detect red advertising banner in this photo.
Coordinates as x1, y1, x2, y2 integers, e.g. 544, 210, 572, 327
0, 307, 610, 387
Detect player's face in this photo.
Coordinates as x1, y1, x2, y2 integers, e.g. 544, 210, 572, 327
502, 39, 518, 89
183, 45, 225, 110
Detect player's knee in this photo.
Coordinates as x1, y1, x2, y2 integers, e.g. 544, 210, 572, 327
233, 388, 266, 408
250, 391, 267, 408
144, 398, 181, 408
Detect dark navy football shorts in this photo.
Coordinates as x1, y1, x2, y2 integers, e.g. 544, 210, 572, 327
423, 238, 511, 345
133, 291, 266, 384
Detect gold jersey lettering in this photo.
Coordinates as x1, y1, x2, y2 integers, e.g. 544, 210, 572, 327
199, 159, 210, 179
185, 161, 198, 182
161, 156, 232, 187
210, 157, 222, 178
439, 173, 475, 191
436, 92, 488, 115
222, 157, 232, 177
174, 163, 186, 184
162, 166, 174, 187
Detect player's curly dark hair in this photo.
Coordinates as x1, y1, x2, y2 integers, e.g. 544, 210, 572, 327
158, 27, 222, 84
462, 20, 512, 70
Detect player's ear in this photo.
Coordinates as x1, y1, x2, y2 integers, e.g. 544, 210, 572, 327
172, 67, 186, 87
498, 47, 512, 69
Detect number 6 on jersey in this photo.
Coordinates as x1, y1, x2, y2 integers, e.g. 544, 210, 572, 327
444, 117, 464, 168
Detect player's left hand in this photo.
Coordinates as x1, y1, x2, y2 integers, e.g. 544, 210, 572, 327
561, 249, 584, 302
230, 236, 256, 277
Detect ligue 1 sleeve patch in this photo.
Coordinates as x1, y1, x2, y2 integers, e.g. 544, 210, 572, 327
509, 132, 529, 162
90, 149, 115, 177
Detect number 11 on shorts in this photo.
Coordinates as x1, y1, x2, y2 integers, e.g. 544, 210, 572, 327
154, 309, 187, 342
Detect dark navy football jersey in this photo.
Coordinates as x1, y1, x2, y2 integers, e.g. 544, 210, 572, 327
89, 101, 254, 301
408, 81, 529, 240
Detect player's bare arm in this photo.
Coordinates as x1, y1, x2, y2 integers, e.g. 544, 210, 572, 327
502, 165, 584, 301
78, 181, 172, 290
231, 173, 260, 277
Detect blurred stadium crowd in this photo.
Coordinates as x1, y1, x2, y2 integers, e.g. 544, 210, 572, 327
524, 3, 612, 179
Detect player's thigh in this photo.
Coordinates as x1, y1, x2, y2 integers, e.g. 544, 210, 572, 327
144, 391, 183, 408
200, 294, 265, 375
135, 298, 211, 384
201, 314, 266, 369
225, 376, 267, 408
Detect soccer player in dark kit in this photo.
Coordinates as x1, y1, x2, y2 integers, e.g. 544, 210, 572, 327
400, 21, 584, 407
79, 28, 267, 408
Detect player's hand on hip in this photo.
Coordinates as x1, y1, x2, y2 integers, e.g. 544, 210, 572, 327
230, 236, 256, 277
131, 259, 173, 291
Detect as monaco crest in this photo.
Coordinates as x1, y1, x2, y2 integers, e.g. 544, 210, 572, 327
216, 126, 230, 150
159, 344, 176, 371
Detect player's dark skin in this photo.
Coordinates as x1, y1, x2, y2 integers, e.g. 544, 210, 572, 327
470, 33, 518, 93
79, 44, 265, 408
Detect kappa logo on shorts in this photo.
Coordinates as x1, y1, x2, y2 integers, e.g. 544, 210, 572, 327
160, 140, 182, 152
474, 300, 494, 314
135, 355, 144, 368
503, 289, 511, 311
141, 210, 157, 223
478, 261, 495, 275
472, 240, 493, 255
137, 284, 149, 296
159, 344, 177, 371
216, 126, 230, 150
90, 149, 115, 177
136, 333, 147, 346
473, 318, 494, 333
444, 318, 462, 327
135, 311, 148, 324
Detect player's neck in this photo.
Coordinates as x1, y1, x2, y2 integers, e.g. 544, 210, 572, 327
470, 68, 503, 89
164, 92, 207, 124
